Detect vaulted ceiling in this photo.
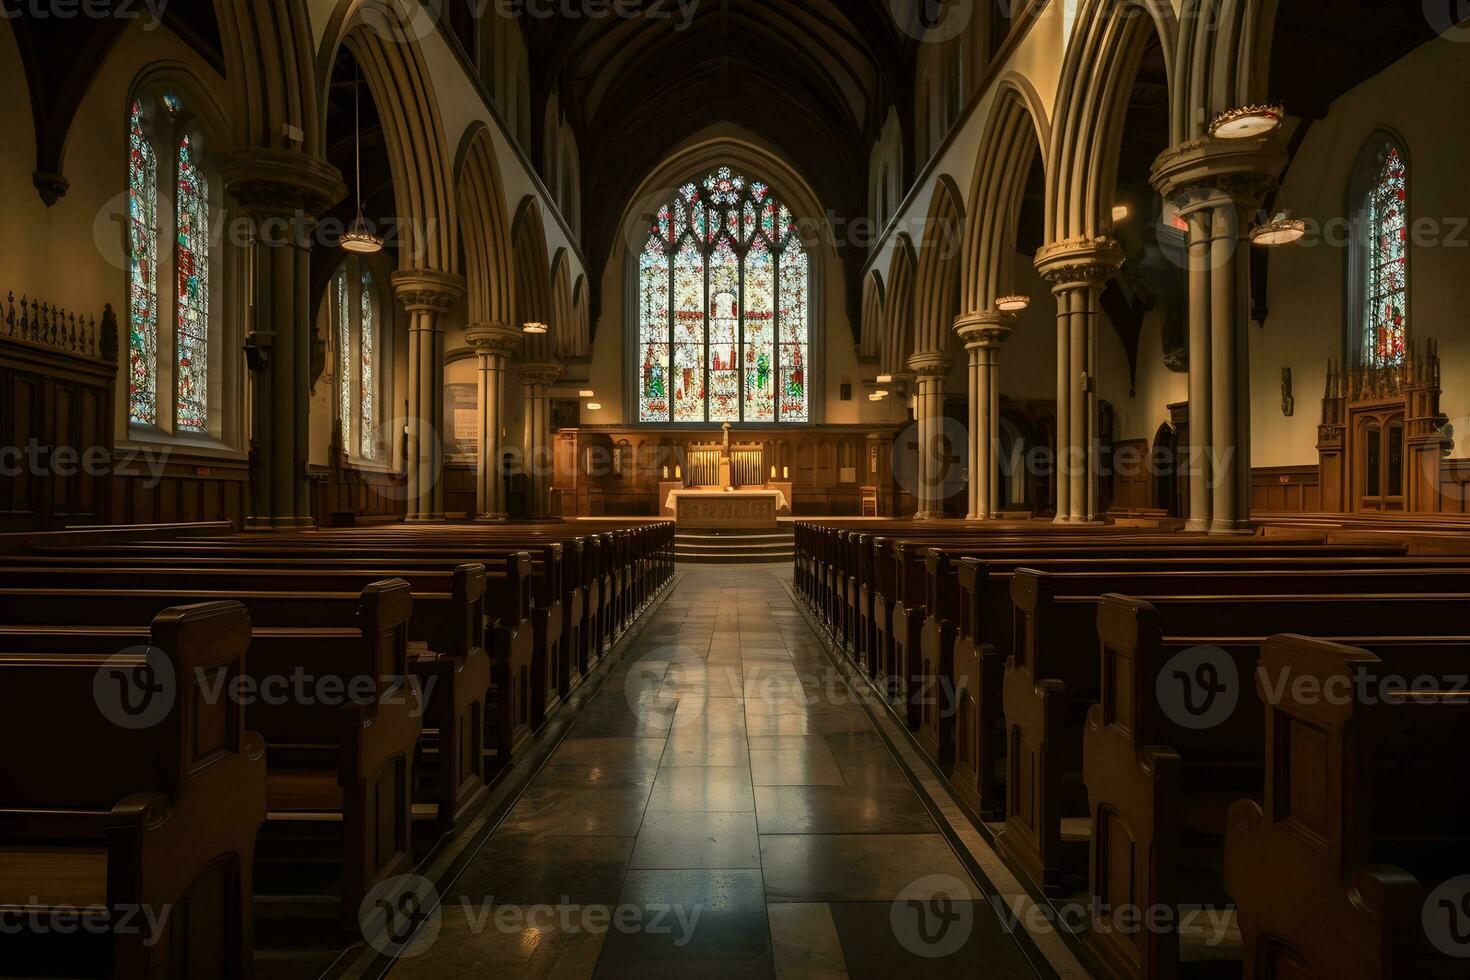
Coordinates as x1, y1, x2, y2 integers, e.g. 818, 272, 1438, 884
523, 0, 916, 336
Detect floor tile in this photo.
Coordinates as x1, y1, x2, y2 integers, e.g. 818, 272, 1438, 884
629, 810, 761, 870
759, 835, 981, 903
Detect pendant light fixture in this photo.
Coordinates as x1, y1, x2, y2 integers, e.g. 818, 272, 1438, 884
341, 60, 384, 255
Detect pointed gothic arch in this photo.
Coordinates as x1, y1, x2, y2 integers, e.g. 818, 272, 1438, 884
317, 0, 458, 275
960, 77, 1050, 315
512, 196, 555, 361
455, 122, 515, 329
911, 174, 966, 357
882, 233, 917, 375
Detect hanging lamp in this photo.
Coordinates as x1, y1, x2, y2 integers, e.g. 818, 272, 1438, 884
341, 61, 384, 255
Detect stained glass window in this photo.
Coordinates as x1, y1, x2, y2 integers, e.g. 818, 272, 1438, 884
128, 100, 159, 426
636, 166, 811, 423
337, 270, 351, 446
359, 269, 376, 460
335, 260, 380, 461
175, 133, 209, 431
1363, 145, 1408, 368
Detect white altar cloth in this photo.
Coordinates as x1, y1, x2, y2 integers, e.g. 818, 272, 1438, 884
662, 488, 789, 514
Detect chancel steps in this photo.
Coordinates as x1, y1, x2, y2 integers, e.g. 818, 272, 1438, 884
673, 530, 795, 563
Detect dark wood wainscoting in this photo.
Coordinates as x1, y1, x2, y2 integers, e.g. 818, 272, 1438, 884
1250, 465, 1321, 513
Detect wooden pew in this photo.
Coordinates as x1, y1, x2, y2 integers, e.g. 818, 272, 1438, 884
0, 579, 423, 923
0, 602, 264, 979
1222, 635, 1470, 980
1003, 570, 1470, 897
1085, 611, 1470, 979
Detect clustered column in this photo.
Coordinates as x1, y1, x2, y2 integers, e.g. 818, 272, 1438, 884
394, 270, 466, 523
465, 324, 522, 520
520, 362, 564, 518
955, 311, 1017, 520
1153, 138, 1283, 533
217, 149, 346, 530
907, 351, 951, 520
1034, 238, 1122, 524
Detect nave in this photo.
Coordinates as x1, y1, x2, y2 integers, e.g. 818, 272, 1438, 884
385, 564, 1040, 979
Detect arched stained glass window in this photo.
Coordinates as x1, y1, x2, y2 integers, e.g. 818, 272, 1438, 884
175, 132, 209, 431
128, 99, 159, 426
127, 88, 219, 438
334, 258, 381, 462
1363, 144, 1408, 367
359, 269, 376, 460
637, 167, 810, 423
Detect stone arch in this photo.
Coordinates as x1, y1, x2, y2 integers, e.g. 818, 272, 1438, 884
213, 1, 322, 154
454, 122, 514, 328
960, 75, 1050, 315
317, 0, 458, 275
512, 195, 554, 361
860, 270, 885, 360
572, 275, 590, 356
911, 174, 965, 357
550, 247, 583, 359
881, 233, 917, 376
1046, 0, 1178, 243
1172, 0, 1280, 140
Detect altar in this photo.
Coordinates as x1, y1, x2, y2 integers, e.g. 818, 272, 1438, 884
663, 489, 789, 530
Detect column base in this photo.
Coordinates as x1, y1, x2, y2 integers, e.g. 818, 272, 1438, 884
404, 514, 448, 524
243, 516, 316, 531
1183, 518, 1212, 533
913, 511, 951, 521
474, 513, 511, 523
1059, 517, 1111, 527
1208, 520, 1255, 535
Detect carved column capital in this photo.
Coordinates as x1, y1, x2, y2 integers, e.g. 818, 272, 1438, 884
216, 148, 347, 221
955, 310, 1018, 350
1034, 235, 1124, 290
393, 269, 466, 315
466, 322, 523, 357
906, 351, 951, 378
519, 361, 565, 387
1150, 135, 1287, 213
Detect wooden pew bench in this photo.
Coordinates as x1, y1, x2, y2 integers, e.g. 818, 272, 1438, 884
1223, 635, 1470, 980
1003, 571, 1470, 898
0, 580, 422, 925
0, 602, 264, 979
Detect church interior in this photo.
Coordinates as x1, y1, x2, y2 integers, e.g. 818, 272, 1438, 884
3, 1, 1470, 977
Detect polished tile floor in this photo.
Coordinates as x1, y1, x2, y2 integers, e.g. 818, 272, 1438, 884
391, 565, 1039, 979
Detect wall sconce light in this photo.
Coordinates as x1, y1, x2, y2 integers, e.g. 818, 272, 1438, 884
868, 392, 885, 402
586, 402, 602, 411
876, 374, 893, 384
770, 465, 777, 480
675, 465, 682, 479
1210, 104, 1284, 139
996, 295, 1031, 312
522, 321, 548, 334
1250, 212, 1305, 247
578, 390, 595, 398
782, 466, 789, 480
1111, 204, 1130, 223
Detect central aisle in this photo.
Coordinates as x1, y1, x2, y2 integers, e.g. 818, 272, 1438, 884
391, 565, 1037, 979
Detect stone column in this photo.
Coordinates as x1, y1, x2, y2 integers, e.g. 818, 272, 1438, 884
1153, 137, 1284, 534
393, 270, 466, 523
465, 323, 522, 520
1035, 238, 1123, 525
520, 362, 564, 518
907, 351, 951, 520
955, 310, 1018, 519
1183, 208, 1214, 531
216, 149, 346, 530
